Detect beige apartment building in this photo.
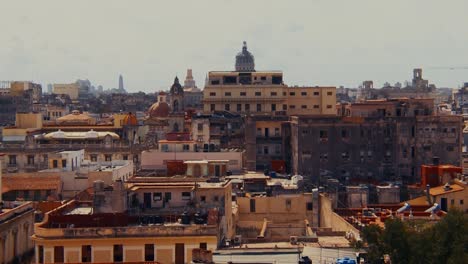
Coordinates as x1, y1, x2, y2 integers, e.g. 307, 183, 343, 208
203, 71, 336, 116
53, 83, 80, 100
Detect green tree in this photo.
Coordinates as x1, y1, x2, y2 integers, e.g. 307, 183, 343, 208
361, 209, 468, 263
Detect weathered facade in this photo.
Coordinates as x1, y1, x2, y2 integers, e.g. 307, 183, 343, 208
288, 115, 462, 184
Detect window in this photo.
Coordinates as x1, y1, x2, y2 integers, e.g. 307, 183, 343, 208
446, 146, 454, 152
327, 91, 333, 96
313, 105, 319, 109
313, 91, 319, 96
152, 192, 162, 201
342, 152, 350, 160
90, 154, 97, 162
257, 146, 262, 154
271, 104, 276, 111
256, 104, 261, 112
214, 195, 219, 202
301, 105, 307, 109
210, 104, 215, 111
164, 192, 172, 202
183, 144, 190, 151
237, 104, 241, 111
283, 104, 287, 110
250, 199, 256, 212
306, 202, 313, 211
182, 192, 191, 200
38, 245, 44, 264
275, 145, 281, 154
8, 155, 16, 165
461, 200, 464, 205
255, 92, 261, 96
260, 76, 267, 80
319, 130, 328, 139
27, 155, 35, 165
283, 92, 287, 96
198, 124, 203, 131
105, 155, 112, 161
161, 144, 169, 152
274, 127, 280, 136
34, 190, 41, 201
53, 160, 58, 168
326, 105, 332, 109
270, 92, 277, 96
225, 104, 230, 111
245, 104, 250, 111
301, 92, 307, 96
82, 245, 92, 263
286, 199, 291, 209
61, 159, 67, 168
451, 199, 455, 205
289, 92, 296, 96
256, 128, 262, 136
200, 196, 206, 202
240, 92, 246, 96
341, 130, 348, 138
209, 92, 216, 96
113, 245, 123, 262
289, 105, 296, 109
123, 155, 128, 160
54, 246, 64, 263
211, 80, 220, 85
200, 243, 207, 250
145, 244, 155, 261
224, 92, 231, 96
263, 146, 269, 155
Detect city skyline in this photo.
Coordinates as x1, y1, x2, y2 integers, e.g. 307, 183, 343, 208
1, 0, 467, 92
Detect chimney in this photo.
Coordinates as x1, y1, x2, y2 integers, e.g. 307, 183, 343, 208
425, 184, 432, 205
0, 153, 4, 204
432, 156, 440, 166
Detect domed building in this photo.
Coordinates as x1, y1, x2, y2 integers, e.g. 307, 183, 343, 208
235, 41, 255, 72
148, 92, 170, 118
144, 84, 187, 146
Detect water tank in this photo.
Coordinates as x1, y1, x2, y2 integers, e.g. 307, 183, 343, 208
291, 175, 303, 185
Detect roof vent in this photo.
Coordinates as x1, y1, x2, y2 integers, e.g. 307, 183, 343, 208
443, 183, 452, 191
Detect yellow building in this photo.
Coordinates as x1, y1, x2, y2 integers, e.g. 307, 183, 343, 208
203, 71, 336, 116
0, 202, 35, 263
32, 177, 233, 264
53, 83, 80, 100
202, 43, 336, 116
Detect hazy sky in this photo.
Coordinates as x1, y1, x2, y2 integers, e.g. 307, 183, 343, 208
1, 0, 467, 92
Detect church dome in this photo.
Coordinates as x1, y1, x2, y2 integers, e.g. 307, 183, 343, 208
123, 112, 138, 126
148, 101, 170, 118
170, 76, 184, 95
235, 41, 255, 72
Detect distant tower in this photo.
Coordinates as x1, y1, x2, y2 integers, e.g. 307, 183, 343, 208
118, 74, 124, 91
235, 41, 255, 72
184, 69, 196, 89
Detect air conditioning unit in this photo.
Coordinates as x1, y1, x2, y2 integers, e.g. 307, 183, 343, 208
234, 235, 242, 245
290, 236, 298, 245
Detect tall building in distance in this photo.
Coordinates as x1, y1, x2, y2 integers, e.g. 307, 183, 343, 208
184, 69, 196, 89
118, 74, 124, 92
